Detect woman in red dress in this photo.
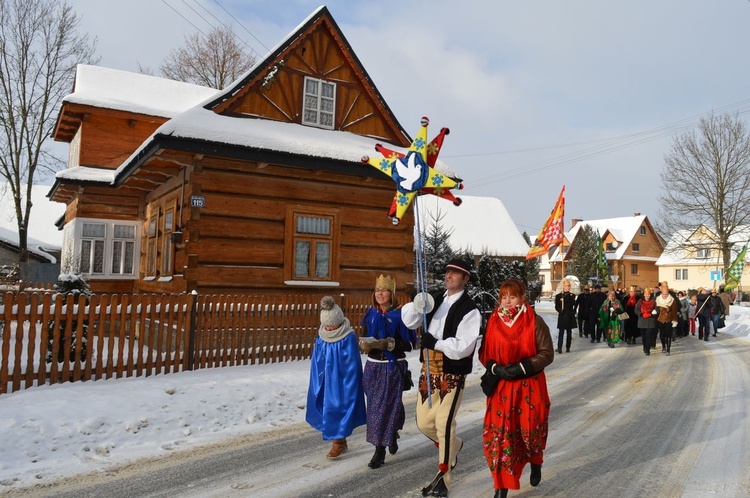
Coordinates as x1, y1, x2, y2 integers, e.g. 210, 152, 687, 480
479, 279, 554, 498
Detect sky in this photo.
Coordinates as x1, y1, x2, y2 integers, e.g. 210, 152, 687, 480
59, 0, 750, 235
1, 300, 749, 490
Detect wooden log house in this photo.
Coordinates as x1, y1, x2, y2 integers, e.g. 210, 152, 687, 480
49, 6, 438, 299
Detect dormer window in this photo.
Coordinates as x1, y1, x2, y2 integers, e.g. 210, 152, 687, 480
302, 77, 335, 129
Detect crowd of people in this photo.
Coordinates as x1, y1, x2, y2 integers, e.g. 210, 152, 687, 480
559, 280, 731, 356
305, 260, 554, 497
302, 269, 734, 497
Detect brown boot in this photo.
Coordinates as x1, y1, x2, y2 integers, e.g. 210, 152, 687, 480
326, 438, 348, 459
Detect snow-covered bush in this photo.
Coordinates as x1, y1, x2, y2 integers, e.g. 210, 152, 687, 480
46, 272, 92, 363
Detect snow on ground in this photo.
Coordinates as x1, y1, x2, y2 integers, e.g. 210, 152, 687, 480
1, 301, 748, 489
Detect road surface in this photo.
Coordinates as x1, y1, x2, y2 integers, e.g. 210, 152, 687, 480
10, 311, 750, 497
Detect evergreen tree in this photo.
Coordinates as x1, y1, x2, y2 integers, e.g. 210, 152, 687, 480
416, 209, 455, 291
521, 231, 542, 302
47, 271, 91, 363
567, 225, 599, 287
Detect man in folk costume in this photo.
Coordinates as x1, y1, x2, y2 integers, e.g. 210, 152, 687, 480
401, 259, 482, 497
655, 281, 679, 356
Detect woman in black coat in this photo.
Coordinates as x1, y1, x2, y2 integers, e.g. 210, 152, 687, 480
554, 279, 577, 353
622, 286, 641, 344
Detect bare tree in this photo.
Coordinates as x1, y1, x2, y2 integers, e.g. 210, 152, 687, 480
159, 25, 256, 89
0, 0, 98, 264
658, 113, 750, 273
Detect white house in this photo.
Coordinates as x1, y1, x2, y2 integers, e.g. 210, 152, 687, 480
415, 194, 530, 258
656, 225, 750, 292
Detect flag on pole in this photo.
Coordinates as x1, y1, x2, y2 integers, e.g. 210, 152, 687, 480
723, 242, 748, 291
596, 231, 609, 282
526, 186, 565, 260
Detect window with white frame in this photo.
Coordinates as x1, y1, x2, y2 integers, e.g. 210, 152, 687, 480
80, 222, 106, 274
65, 218, 140, 278
111, 225, 136, 275
675, 268, 688, 280
302, 77, 335, 129
696, 248, 711, 259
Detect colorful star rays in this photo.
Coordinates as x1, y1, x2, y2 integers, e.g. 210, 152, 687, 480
361, 117, 463, 225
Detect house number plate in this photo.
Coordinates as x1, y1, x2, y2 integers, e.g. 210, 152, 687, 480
190, 195, 206, 208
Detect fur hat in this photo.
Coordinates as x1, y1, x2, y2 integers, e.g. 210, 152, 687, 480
320, 296, 345, 328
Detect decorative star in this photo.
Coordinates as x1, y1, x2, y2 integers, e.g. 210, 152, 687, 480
361, 117, 463, 225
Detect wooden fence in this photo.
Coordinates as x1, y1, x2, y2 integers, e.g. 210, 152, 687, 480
0, 291, 385, 395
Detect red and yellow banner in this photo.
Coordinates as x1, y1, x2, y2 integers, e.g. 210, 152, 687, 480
526, 186, 565, 260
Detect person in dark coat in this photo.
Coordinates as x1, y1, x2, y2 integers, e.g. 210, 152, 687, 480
708, 289, 726, 337
586, 284, 607, 343
696, 287, 711, 341
576, 287, 590, 338
622, 286, 641, 344
554, 279, 577, 353
635, 288, 657, 355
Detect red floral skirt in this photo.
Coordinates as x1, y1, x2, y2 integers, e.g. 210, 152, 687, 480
483, 372, 550, 490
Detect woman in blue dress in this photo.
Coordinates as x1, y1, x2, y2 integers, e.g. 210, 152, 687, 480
360, 275, 417, 469
306, 296, 366, 459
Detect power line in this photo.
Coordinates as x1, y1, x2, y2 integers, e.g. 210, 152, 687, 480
161, 0, 208, 37
463, 98, 750, 189
190, 0, 263, 59
212, 0, 271, 53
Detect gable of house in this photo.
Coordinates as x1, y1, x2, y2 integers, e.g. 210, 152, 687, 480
207, 6, 409, 146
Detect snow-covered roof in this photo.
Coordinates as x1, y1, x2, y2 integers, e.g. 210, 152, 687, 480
63, 65, 218, 119
415, 195, 529, 257
0, 183, 65, 262
656, 225, 750, 266
562, 215, 649, 261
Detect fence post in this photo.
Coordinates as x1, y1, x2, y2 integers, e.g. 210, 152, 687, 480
188, 290, 198, 371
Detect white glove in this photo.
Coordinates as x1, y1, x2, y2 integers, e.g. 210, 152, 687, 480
671, 321, 678, 328
413, 292, 435, 314
651, 310, 657, 315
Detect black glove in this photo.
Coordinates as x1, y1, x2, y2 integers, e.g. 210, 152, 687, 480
497, 363, 526, 380
480, 360, 500, 396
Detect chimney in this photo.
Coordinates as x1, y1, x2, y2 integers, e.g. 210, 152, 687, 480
571, 218, 582, 227
633, 212, 641, 216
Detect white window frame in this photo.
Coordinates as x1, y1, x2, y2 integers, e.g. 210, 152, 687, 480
302, 76, 336, 130
62, 218, 141, 280
675, 268, 688, 280
696, 248, 711, 259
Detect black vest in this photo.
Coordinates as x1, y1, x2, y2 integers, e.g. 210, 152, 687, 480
419, 290, 478, 374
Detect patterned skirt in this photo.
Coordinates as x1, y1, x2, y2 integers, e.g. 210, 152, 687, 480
483, 373, 550, 490
363, 358, 406, 447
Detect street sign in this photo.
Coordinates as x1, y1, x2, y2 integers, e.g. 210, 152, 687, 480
190, 195, 205, 208
710, 270, 722, 281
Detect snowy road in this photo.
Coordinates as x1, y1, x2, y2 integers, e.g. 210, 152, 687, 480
9, 311, 750, 497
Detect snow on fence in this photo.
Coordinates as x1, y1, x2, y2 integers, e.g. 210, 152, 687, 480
0, 291, 380, 395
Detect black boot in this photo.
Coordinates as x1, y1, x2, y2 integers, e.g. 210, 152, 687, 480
494, 489, 508, 498
368, 446, 386, 469
530, 463, 542, 486
430, 477, 448, 497
421, 474, 445, 497
389, 432, 399, 455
